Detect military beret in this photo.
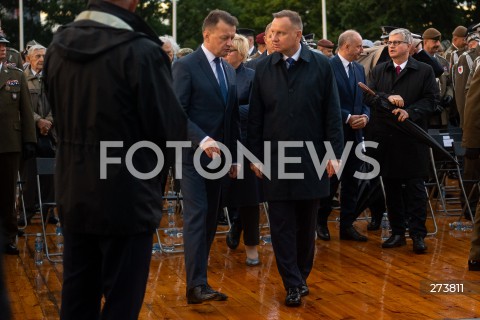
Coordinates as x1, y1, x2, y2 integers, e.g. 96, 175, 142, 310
255, 32, 265, 45
453, 26, 468, 37
0, 34, 9, 44
237, 28, 255, 37
423, 28, 442, 41
317, 39, 334, 48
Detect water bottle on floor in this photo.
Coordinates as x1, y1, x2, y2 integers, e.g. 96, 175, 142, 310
381, 213, 391, 241
449, 221, 474, 231
34, 233, 44, 265
55, 222, 64, 248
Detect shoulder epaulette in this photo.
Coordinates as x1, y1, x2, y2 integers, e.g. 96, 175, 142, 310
6, 64, 24, 72
7, 47, 20, 54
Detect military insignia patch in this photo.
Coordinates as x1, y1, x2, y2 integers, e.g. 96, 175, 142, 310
6, 80, 20, 86
458, 66, 463, 74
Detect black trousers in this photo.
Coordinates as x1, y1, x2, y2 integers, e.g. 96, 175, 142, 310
60, 232, 153, 320
268, 199, 318, 290
0, 224, 12, 320
0, 153, 20, 243
383, 178, 428, 237
240, 205, 260, 246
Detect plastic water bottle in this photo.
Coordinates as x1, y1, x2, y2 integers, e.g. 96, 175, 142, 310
152, 243, 161, 254
34, 233, 44, 265
381, 213, 391, 241
55, 223, 64, 248
449, 221, 474, 231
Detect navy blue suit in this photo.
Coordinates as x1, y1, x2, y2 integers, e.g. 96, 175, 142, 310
321, 55, 370, 229
172, 47, 239, 290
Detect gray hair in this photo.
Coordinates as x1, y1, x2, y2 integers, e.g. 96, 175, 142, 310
389, 28, 413, 45
159, 35, 180, 54
27, 44, 46, 56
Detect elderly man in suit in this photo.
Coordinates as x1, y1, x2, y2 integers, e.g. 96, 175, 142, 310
0, 35, 36, 255
248, 10, 343, 306
172, 9, 240, 304
367, 28, 437, 254
316, 30, 370, 242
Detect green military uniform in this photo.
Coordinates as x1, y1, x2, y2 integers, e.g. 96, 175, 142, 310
452, 46, 480, 127
429, 54, 453, 128
464, 65, 480, 263
5, 47, 23, 69
0, 62, 36, 248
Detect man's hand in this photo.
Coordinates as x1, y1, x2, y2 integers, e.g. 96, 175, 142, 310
229, 164, 240, 178
250, 162, 263, 179
326, 159, 341, 178
200, 137, 221, 159
348, 115, 368, 129
392, 108, 409, 122
37, 119, 52, 136
388, 95, 405, 108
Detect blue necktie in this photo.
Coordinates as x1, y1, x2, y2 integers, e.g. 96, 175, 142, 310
348, 63, 356, 91
214, 57, 228, 104
286, 57, 295, 69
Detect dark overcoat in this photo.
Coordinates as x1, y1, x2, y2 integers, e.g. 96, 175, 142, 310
247, 45, 344, 201
367, 57, 437, 179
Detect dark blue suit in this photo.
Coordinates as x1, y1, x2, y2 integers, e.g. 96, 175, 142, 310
172, 47, 239, 290
323, 55, 370, 229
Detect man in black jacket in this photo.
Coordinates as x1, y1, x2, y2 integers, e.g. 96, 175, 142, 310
367, 28, 437, 254
248, 10, 343, 307
44, 0, 187, 319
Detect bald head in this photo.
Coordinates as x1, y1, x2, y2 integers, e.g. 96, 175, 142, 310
337, 30, 363, 62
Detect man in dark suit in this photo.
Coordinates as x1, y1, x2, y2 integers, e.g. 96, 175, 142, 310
317, 30, 370, 242
367, 28, 437, 254
172, 9, 240, 304
247, 10, 343, 307
0, 35, 36, 255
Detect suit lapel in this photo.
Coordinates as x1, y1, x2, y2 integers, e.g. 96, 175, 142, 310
333, 56, 352, 94
0, 64, 10, 90
196, 49, 225, 104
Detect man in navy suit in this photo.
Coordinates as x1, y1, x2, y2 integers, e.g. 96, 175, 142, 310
172, 9, 240, 304
317, 30, 370, 242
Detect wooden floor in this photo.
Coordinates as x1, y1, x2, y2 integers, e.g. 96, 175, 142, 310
4, 202, 480, 320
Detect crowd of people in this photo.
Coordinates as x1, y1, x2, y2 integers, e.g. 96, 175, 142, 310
0, 0, 479, 318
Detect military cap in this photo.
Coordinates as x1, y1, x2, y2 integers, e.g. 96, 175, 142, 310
466, 33, 480, 43
423, 28, 442, 41
453, 26, 468, 37
469, 22, 480, 33
317, 39, 334, 48
237, 28, 255, 37
25, 39, 42, 51
380, 26, 399, 39
255, 32, 265, 45
362, 39, 374, 48
0, 34, 9, 44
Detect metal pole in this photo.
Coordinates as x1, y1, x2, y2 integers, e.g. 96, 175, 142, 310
172, 0, 177, 42
322, 0, 327, 39
19, 0, 24, 50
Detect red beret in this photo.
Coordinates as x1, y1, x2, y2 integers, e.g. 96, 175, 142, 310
256, 32, 265, 44
317, 39, 334, 48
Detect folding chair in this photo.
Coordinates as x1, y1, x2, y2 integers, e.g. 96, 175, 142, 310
452, 142, 477, 223
36, 158, 62, 263
16, 172, 28, 230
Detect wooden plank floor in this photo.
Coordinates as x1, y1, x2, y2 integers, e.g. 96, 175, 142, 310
4, 202, 480, 319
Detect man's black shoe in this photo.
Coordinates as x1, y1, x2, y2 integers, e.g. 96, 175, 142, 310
4, 243, 19, 255
411, 236, 427, 254
226, 222, 241, 250
217, 214, 229, 226
382, 235, 406, 248
285, 287, 301, 307
316, 224, 330, 241
186, 285, 228, 304
468, 260, 480, 271
340, 226, 367, 242
300, 283, 309, 296
47, 215, 59, 225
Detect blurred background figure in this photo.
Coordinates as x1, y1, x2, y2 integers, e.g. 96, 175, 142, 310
238, 28, 257, 57
177, 47, 193, 59
224, 34, 262, 266
316, 39, 334, 57
159, 35, 180, 63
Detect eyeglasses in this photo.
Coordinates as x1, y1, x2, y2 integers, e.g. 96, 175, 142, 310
387, 41, 408, 46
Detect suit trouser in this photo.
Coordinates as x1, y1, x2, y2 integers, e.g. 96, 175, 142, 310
463, 158, 480, 215
383, 178, 428, 237
268, 199, 318, 290
180, 164, 222, 290
60, 232, 152, 320
0, 224, 12, 320
469, 203, 480, 260
240, 205, 260, 246
0, 153, 20, 243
